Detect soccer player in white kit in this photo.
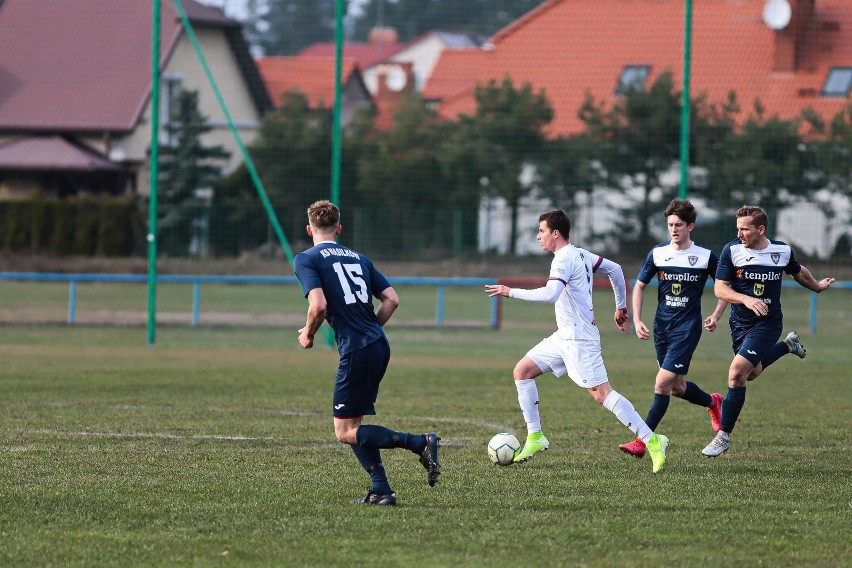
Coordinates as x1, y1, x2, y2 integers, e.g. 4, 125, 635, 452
485, 210, 669, 473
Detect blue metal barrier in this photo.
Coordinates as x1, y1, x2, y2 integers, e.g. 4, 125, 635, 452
0, 272, 499, 328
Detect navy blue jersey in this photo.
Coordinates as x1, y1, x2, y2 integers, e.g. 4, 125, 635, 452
716, 238, 801, 328
636, 242, 718, 329
294, 241, 391, 355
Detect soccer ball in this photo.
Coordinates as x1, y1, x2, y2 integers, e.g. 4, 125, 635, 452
487, 433, 521, 466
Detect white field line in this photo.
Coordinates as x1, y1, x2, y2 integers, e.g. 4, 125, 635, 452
15, 429, 287, 442
1, 412, 517, 451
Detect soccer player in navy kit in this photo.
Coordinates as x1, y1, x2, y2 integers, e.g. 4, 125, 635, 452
702, 205, 835, 457
295, 200, 440, 505
619, 200, 728, 459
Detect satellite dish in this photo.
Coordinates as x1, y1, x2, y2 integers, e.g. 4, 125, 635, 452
763, 0, 792, 31
385, 67, 407, 92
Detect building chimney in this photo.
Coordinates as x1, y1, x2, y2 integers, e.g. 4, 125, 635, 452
368, 27, 399, 45
773, 0, 815, 72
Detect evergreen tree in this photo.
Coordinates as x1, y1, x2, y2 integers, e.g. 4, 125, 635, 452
245, 0, 339, 55
157, 89, 229, 257
454, 76, 553, 255
352, 0, 546, 41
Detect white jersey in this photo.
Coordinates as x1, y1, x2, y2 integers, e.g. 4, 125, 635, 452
510, 244, 627, 341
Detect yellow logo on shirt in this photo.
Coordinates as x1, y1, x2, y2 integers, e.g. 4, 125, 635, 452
671, 283, 682, 295
754, 283, 765, 296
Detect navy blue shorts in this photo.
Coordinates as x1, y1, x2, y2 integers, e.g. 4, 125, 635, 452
731, 320, 783, 366
332, 336, 391, 418
654, 318, 702, 375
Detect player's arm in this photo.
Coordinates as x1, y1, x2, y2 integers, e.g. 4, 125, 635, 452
703, 298, 728, 332
791, 265, 835, 293
484, 279, 565, 303
632, 280, 650, 340
298, 288, 327, 349
375, 286, 399, 326
714, 279, 767, 317
594, 257, 629, 331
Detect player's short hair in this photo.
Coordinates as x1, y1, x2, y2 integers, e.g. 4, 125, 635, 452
539, 210, 571, 239
307, 200, 340, 231
736, 205, 768, 229
665, 199, 697, 225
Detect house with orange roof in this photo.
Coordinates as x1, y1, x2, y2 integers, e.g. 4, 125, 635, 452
425, 0, 851, 257
0, 0, 271, 200
425, 0, 851, 136
256, 56, 373, 126
292, 27, 488, 131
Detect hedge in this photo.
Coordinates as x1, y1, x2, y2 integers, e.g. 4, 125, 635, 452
0, 196, 145, 257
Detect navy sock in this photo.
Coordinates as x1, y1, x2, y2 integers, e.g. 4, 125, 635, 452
720, 386, 747, 433
357, 425, 426, 453
644, 394, 670, 431
760, 341, 789, 370
351, 445, 392, 495
682, 381, 712, 407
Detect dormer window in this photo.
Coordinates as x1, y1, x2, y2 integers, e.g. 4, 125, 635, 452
822, 67, 852, 97
616, 65, 650, 95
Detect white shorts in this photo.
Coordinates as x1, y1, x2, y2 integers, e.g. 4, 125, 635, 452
526, 331, 609, 388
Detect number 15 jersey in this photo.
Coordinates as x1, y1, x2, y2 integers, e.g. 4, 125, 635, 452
295, 240, 391, 355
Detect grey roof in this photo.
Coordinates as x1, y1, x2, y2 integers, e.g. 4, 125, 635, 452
0, 0, 270, 134
0, 135, 122, 171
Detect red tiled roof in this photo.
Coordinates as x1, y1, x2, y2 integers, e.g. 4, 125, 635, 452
426, 0, 852, 136
256, 57, 360, 109
0, 136, 122, 171
0, 0, 246, 133
298, 41, 406, 70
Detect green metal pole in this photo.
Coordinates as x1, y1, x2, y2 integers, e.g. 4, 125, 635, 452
147, 0, 161, 346
331, 0, 343, 206
680, 0, 692, 199
322, 0, 345, 348
172, 0, 295, 265
173, 0, 332, 345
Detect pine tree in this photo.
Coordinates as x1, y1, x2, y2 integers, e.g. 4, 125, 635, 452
157, 89, 229, 257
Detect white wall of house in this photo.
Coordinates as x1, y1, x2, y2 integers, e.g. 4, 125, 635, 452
363, 33, 447, 94
776, 192, 852, 259
479, 185, 850, 260
129, 27, 262, 197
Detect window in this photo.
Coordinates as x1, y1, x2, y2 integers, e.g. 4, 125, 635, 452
616, 65, 650, 95
822, 67, 852, 97
159, 72, 184, 146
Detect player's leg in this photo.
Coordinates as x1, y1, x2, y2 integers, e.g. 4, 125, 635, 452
333, 348, 395, 504
512, 355, 549, 463
661, 319, 719, 424
761, 331, 807, 370
590, 382, 668, 473
569, 341, 667, 473
336, 339, 437, 501
351, 338, 439, 486
701, 341, 761, 458
336, 416, 394, 505
703, 324, 781, 457
618, 366, 673, 459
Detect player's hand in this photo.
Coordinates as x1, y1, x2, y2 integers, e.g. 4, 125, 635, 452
485, 284, 510, 298
614, 308, 629, 333
298, 326, 314, 349
816, 277, 836, 292
634, 319, 650, 340
744, 297, 768, 317
703, 314, 718, 332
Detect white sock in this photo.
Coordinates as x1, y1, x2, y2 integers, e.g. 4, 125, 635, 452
515, 379, 541, 435
603, 390, 653, 443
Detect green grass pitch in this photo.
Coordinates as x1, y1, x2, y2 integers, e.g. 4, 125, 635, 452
0, 287, 849, 566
